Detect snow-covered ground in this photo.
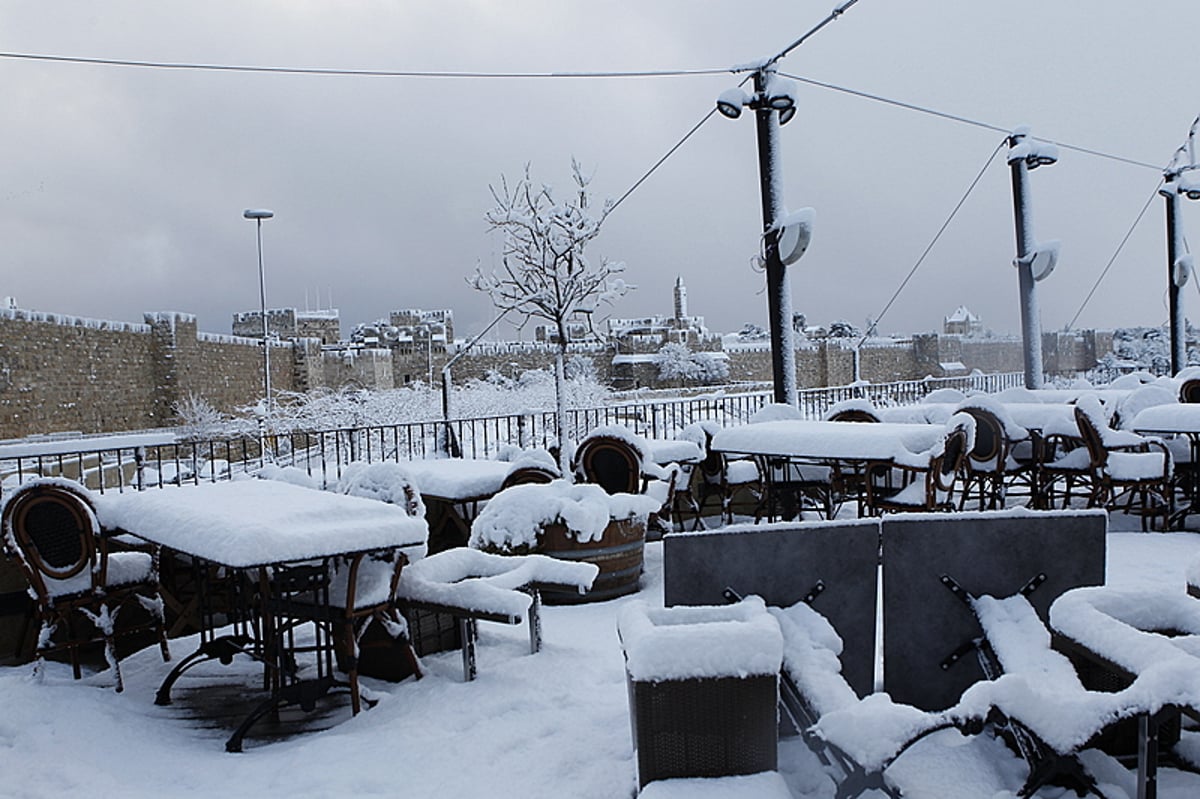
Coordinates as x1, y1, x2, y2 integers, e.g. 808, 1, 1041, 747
4, 517, 1200, 798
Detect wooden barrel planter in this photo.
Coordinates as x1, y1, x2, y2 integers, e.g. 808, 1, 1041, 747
536, 516, 646, 604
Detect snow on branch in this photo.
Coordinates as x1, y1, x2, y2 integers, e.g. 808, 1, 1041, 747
471, 160, 630, 343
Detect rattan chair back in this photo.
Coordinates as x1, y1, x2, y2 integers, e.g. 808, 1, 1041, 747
574, 436, 642, 495
4, 481, 101, 596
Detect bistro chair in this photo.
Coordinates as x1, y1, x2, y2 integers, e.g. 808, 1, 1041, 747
1181, 379, 1200, 404
573, 431, 646, 496
1072, 397, 1173, 530
863, 415, 973, 515
332, 464, 426, 712
1, 478, 169, 691
956, 400, 1030, 510
823, 399, 881, 423
679, 421, 763, 525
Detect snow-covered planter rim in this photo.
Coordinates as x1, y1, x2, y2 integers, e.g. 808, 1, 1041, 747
617, 596, 783, 682
469, 479, 659, 553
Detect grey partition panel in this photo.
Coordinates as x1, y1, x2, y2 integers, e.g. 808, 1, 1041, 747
663, 519, 880, 698
881, 510, 1106, 711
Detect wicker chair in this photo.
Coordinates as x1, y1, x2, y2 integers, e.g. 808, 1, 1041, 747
863, 419, 972, 515
826, 408, 881, 423
330, 463, 425, 712
1072, 398, 1173, 530
957, 403, 1030, 510
1180, 379, 1200, 404
573, 434, 645, 495
1, 478, 169, 691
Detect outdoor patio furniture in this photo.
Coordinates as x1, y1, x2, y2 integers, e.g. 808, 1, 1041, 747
711, 419, 945, 519
949, 585, 1200, 799
1132, 403, 1200, 528
499, 463, 559, 489
1180, 378, 1200, 404
1, 478, 170, 692
573, 430, 646, 495
404, 457, 511, 553
768, 597, 969, 799
618, 596, 782, 789
95, 479, 428, 751
750, 453, 836, 522
1073, 397, 1173, 530
862, 415, 973, 515
395, 548, 598, 681
956, 399, 1031, 510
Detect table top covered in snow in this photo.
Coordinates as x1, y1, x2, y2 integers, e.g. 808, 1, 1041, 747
1131, 403, 1200, 435
710, 419, 944, 462
95, 479, 428, 568
402, 457, 513, 502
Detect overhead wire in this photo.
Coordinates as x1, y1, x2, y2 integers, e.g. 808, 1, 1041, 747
775, 71, 1163, 172
0, 51, 732, 79
857, 139, 1006, 348
1066, 183, 1162, 331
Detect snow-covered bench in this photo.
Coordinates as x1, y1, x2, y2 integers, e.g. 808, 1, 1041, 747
952, 589, 1200, 799
769, 600, 966, 799
395, 548, 598, 681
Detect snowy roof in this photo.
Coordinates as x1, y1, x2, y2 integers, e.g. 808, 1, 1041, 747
944, 305, 978, 323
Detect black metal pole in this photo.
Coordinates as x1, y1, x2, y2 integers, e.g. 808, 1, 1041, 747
1008, 133, 1044, 389
752, 70, 797, 405
1163, 180, 1186, 374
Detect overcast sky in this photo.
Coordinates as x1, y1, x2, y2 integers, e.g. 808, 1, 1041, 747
2, 1, 1198, 342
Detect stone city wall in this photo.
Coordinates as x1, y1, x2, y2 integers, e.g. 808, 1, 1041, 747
0, 308, 1114, 440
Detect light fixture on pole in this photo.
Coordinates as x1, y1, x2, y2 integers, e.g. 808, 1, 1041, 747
1162, 118, 1200, 375
1006, 127, 1059, 389
716, 69, 805, 405
243, 208, 274, 419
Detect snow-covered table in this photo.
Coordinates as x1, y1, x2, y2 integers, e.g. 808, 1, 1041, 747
711, 420, 946, 519
1133, 404, 1200, 527
96, 479, 428, 751
402, 458, 513, 553
710, 420, 944, 463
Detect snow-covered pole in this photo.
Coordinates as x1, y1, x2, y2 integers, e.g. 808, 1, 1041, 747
1163, 176, 1187, 374
1007, 129, 1045, 389
753, 68, 798, 406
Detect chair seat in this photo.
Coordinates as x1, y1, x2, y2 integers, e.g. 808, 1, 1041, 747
878, 481, 948, 509
1106, 450, 1170, 482
724, 460, 759, 484
1044, 447, 1092, 472
45, 550, 155, 599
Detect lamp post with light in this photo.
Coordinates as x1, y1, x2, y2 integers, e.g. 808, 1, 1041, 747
1006, 128, 1059, 390
717, 69, 807, 405
1162, 120, 1200, 374
243, 208, 274, 417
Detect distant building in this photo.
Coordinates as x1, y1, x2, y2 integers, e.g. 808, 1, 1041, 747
943, 306, 983, 336
232, 307, 340, 344
348, 308, 454, 354
607, 277, 718, 351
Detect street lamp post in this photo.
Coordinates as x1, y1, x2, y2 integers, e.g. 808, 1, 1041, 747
717, 69, 806, 406
1162, 121, 1200, 374
1006, 128, 1059, 390
243, 209, 274, 417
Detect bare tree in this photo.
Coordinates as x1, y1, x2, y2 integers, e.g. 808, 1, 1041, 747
471, 160, 630, 473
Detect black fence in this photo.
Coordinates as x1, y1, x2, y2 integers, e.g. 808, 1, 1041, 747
0, 373, 1023, 494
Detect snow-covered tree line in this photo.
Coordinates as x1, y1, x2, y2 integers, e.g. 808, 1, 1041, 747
173, 356, 611, 440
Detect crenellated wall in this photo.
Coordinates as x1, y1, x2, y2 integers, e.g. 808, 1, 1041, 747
0, 306, 1113, 440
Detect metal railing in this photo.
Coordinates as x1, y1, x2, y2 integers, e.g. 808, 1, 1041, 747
0, 372, 1024, 494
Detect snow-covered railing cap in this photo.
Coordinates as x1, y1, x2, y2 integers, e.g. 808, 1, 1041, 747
618, 596, 783, 682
